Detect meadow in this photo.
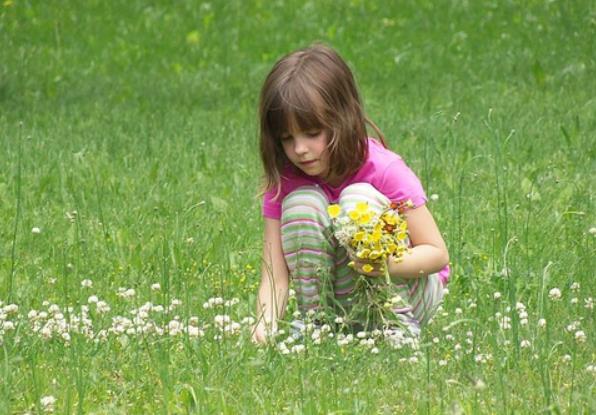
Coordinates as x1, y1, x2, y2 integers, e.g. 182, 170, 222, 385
1, 0, 594, 413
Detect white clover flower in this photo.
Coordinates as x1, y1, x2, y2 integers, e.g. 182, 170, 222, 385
548, 288, 562, 300
40, 395, 56, 412
455, 308, 463, 315
31, 227, 42, 235
520, 339, 531, 348
586, 364, 596, 374
570, 282, 580, 291
566, 321, 580, 332
589, 227, 596, 235
493, 291, 502, 300
3, 304, 18, 314
443, 288, 449, 295
371, 347, 380, 354
96, 301, 110, 314
288, 288, 296, 297
408, 355, 419, 364
430, 194, 439, 202
570, 297, 579, 305
562, 354, 572, 362
168, 320, 183, 336
80, 279, 93, 288
438, 359, 448, 366
2, 321, 15, 331
334, 316, 344, 324
151, 283, 161, 291
537, 318, 547, 328
585, 297, 594, 310
575, 330, 586, 343
291, 344, 305, 354
356, 331, 367, 339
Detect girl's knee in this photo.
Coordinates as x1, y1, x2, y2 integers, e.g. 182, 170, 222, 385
338, 182, 390, 212
282, 186, 328, 213
281, 185, 332, 230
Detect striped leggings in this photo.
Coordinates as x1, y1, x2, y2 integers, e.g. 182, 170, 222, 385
281, 183, 445, 334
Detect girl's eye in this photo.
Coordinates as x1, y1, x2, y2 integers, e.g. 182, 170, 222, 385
306, 130, 321, 137
280, 135, 291, 142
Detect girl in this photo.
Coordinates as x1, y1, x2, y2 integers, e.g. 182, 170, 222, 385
253, 44, 449, 344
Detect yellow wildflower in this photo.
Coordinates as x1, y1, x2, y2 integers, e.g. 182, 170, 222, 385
348, 210, 361, 221
369, 250, 382, 260
355, 202, 369, 214
358, 212, 372, 225
362, 264, 374, 273
327, 204, 341, 219
356, 248, 371, 259
353, 231, 365, 242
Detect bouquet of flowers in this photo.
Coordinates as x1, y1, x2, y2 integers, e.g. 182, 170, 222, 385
327, 200, 413, 330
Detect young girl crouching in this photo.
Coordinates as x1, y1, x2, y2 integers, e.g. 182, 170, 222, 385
253, 44, 450, 343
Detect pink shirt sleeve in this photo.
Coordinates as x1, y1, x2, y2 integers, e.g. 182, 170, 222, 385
262, 188, 282, 219
378, 158, 427, 208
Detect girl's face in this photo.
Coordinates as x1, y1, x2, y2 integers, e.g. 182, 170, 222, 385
280, 128, 331, 181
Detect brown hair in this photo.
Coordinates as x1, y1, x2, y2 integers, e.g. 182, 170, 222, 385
259, 43, 386, 194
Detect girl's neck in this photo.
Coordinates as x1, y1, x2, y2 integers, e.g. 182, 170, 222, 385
319, 171, 344, 188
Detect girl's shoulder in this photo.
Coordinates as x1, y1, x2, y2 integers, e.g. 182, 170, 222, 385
366, 137, 403, 168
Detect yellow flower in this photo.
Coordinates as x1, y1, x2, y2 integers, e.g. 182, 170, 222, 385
362, 264, 374, 273
369, 250, 382, 260
396, 230, 408, 241
357, 212, 372, 225
348, 210, 361, 221
355, 202, 369, 214
353, 231, 365, 242
327, 204, 341, 218
356, 248, 371, 259
382, 212, 397, 225
371, 229, 382, 242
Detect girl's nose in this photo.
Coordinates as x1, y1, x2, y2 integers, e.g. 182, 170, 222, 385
293, 137, 308, 155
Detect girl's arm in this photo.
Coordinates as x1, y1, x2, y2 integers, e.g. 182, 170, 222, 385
351, 205, 449, 279
253, 217, 289, 343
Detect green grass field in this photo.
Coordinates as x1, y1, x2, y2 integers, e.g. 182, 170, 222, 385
1, 0, 594, 413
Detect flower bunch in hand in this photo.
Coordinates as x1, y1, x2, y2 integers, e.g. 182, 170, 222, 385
327, 200, 413, 330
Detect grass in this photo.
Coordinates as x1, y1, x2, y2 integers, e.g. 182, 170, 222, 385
1, 0, 595, 413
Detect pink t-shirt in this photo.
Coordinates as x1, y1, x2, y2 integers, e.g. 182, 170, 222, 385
263, 137, 450, 284
263, 138, 427, 218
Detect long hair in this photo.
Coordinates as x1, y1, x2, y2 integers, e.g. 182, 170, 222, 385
259, 43, 385, 194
